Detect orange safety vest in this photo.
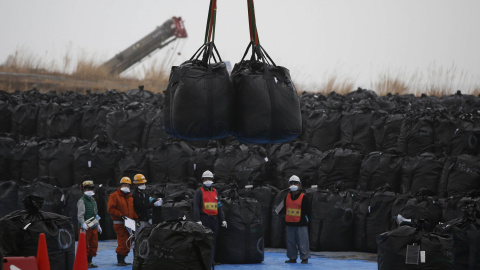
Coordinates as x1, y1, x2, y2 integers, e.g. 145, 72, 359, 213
285, 193, 305, 223
201, 187, 218, 215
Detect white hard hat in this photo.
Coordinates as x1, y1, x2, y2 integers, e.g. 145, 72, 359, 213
202, 170, 214, 179
288, 175, 301, 184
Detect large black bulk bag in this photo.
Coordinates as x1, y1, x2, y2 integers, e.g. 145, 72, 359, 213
269, 188, 290, 248
147, 141, 193, 184
74, 134, 122, 186
190, 145, 219, 181
354, 188, 398, 252
440, 192, 480, 222
400, 153, 444, 195
377, 225, 453, 270
436, 204, 480, 270
276, 149, 322, 189
317, 190, 355, 251
45, 105, 83, 139
0, 181, 19, 219
142, 109, 168, 149
397, 112, 435, 156
106, 102, 147, 148
391, 190, 443, 232
438, 154, 480, 197
10, 138, 43, 183
216, 191, 264, 264
317, 148, 364, 190
133, 220, 215, 270
340, 105, 380, 153
237, 185, 278, 247
152, 185, 195, 224
213, 144, 248, 184
80, 105, 111, 140
63, 184, 84, 240
164, 42, 233, 140
0, 99, 12, 133
11, 103, 39, 136
0, 195, 75, 270
306, 188, 329, 251
304, 109, 342, 151
36, 102, 60, 138
231, 43, 301, 144
24, 180, 65, 215
359, 151, 404, 193
371, 113, 404, 151
0, 137, 15, 181
38, 137, 83, 188
448, 114, 480, 156
114, 148, 150, 183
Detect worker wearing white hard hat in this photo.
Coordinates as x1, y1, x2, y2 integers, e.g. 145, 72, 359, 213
283, 175, 311, 264
193, 170, 227, 265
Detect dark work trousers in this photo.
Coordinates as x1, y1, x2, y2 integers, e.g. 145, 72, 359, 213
286, 225, 310, 261
200, 214, 219, 265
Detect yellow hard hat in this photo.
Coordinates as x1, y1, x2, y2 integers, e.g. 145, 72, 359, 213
133, 174, 147, 184
82, 180, 94, 188
120, 177, 132, 185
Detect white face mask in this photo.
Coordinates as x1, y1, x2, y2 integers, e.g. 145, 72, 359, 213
84, 191, 95, 197
138, 184, 146, 190
203, 180, 213, 187
121, 187, 130, 193
289, 185, 299, 192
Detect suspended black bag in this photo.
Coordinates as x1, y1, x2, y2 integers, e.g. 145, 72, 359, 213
132, 220, 215, 270
164, 0, 233, 140
0, 195, 75, 270
231, 0, 301, 144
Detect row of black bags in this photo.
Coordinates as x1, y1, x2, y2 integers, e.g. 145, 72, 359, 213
164, 0, 302, 144
377, 201, 480, 270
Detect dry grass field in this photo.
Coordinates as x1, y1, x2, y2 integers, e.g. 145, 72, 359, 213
1, 50, 479, 96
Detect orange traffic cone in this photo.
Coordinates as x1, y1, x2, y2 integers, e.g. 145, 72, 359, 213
37, 233, 50, 270
73, 232, 88, 270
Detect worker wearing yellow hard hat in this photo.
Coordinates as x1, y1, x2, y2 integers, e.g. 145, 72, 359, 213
132, 174, 162, 224
107, 176, 138, 266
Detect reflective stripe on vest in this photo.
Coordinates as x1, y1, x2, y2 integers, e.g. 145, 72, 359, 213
201, 187, 218, 215
285, 193, 305, 223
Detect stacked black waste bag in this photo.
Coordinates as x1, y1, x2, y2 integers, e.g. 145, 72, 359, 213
152, 184, 195, 223
216, 186, 264, 264
269, 188, 290, 248
132, 220, 215, 270
377, 222, 453, 270
436, 203, 480, 270
353, 186, 398, 253
164, 0, 233, 140
0, 195, 75, 270
309, 188, 355, 251
231, 0, 301, 144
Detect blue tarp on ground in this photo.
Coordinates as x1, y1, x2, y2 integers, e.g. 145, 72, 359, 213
89, 241, 377, 270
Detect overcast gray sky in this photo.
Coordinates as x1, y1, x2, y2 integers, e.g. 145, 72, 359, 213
1, 0, 480, 91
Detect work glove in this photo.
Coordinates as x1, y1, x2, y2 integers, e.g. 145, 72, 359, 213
97, 224, 102, 234
154, 198, 163, 207
196, 221, 202, 225
121, 216, 127, 220
81, 222, 88, 230
222, 221, 227, 228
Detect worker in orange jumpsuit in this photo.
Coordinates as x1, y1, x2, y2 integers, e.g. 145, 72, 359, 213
107, 176, 138, 266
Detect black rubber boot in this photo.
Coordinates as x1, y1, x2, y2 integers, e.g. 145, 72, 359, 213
117, 254, 132, 266
87, 256, 98, 268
